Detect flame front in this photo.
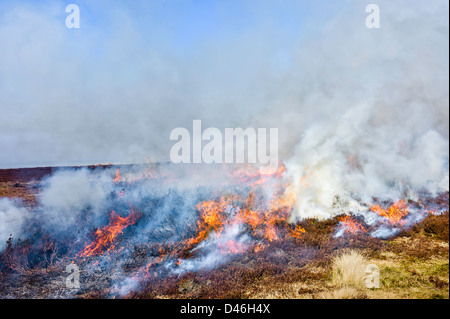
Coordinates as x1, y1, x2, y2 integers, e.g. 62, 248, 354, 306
370, 200, 409, 225
79, 209, 140, 258
337, 215, 367, 235
179, 174, 302, 259
185, 198, 229, 247
63, 164, 446, 292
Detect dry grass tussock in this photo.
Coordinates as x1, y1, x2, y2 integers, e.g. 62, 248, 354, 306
332, 250, 368, 289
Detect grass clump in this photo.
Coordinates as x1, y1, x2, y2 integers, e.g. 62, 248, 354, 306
332, 250, 368, 289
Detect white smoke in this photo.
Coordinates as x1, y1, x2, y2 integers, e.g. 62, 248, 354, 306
286, 104, 449, 220
279, 0, 449, 220
38, 168, 114, 235
0, 198, 27, 250
173, 223, 250, 274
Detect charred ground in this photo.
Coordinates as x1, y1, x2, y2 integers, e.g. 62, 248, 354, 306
0, 166, 448, 299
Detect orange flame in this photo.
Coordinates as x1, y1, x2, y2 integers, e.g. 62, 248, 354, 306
338, 215, 367, 234
79, 209, 140, 257
270, 187, 296, 211
289, 224, 306, 239
253, 243, 269, 253
232, 164, 286, 187
185, 198, 229, 247
141, 164, 301, 273
218, 240, 247, 255
113, 168, 121, 183
182, 177, 298, 258
370, 200, 409, 224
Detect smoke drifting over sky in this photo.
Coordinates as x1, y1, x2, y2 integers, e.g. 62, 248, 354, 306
0, 0, 448, 211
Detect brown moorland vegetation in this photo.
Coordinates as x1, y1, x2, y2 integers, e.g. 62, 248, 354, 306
0, 167, 448, 299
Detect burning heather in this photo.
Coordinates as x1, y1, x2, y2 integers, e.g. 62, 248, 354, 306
78, 209, 140, 258
0, 162, 448, 298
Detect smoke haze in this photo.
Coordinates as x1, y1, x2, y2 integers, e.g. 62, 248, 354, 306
0, 1, 448, 219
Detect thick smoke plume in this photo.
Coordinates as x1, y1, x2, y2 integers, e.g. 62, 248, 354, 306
273, 0, 449, 219
1, 1, 447, 173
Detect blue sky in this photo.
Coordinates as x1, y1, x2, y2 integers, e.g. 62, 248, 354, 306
0, 0, 347, 61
